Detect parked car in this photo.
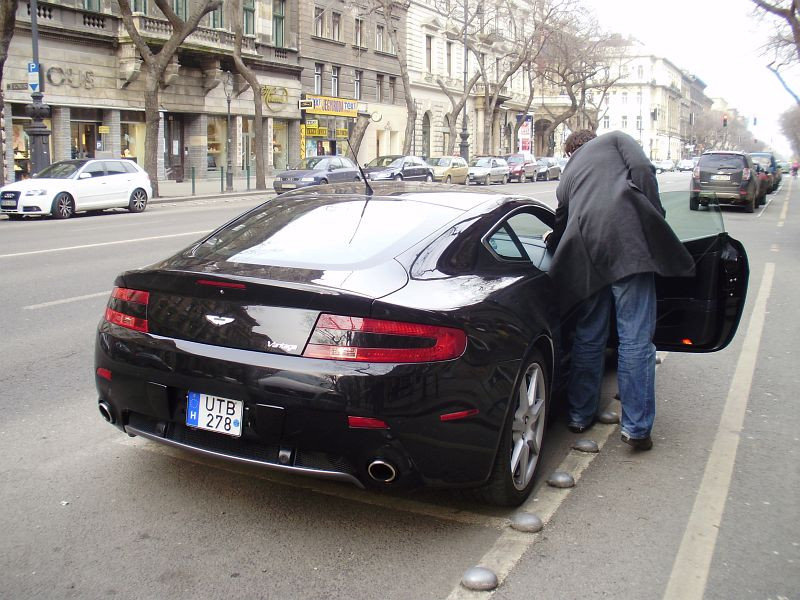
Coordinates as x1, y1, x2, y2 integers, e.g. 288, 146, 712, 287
0, 159, 151, 220
535, 157, 561, 181
690, 151, 759, 212
677, 159, 695, 172
273, 156, 361, 194
503, 153, 537, 182
556, 157, 569, 170
468, 157, 509, 185
752, 164, 772, 207
749, 152, 780, 192
364, 155, 433, 182
652, 159, 675, 173
94, 182, 748, 506
425, 156, 469, 184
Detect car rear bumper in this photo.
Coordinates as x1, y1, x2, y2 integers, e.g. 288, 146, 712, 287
95, 323, 515, 490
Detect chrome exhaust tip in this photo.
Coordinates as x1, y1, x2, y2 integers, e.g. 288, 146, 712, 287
98, 402, 115, 424
367, 459, 397, 483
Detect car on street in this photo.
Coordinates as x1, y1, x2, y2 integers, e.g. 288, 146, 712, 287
0, 159, 151, 220
652, 159, 675, 173
468, 157, 509, 185
677, 159, 695, 172
425, 156, 469, 184
535, 157, 561, 181
364, 155, 434, 182
94, 182, 749, 506
752, 164, 771, 207
273, 156, 362, 193
749, 151, 781, 193
503, 153, 537, 182
690, 151, 759, 212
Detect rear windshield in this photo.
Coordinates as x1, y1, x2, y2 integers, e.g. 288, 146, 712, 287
426, 157, 451, 166
699, 154, 745, 170
749, 155, 770, 168
193, 197, 461, 269
506, 156, 523, 164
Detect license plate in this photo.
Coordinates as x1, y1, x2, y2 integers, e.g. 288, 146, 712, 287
281, 183, 297, 189
710, 174, 730, 181
186, 392, 243, 437
1, 200, 16, 207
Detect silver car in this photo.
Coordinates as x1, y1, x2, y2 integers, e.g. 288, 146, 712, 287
535, 158, 561, 181
468, 157, 509, 185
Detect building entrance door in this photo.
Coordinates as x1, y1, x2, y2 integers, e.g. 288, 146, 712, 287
165, 114, 184, 181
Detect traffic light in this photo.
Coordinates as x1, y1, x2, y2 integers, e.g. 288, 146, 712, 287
753, 117, 758, 126
723, 114, 728, 127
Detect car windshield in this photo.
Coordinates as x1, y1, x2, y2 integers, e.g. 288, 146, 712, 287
470, 158, 492, 167
426, 157, 451, 167
701, 155, 744, 170
34, 161, 85, 179
506, 156, 523, 164
750, 156, 770, 168
536, 159, 548, 166
366, 156, 402, 168
290, 157, 328, 170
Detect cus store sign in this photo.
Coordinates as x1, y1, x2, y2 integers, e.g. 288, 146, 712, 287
46, 66, 94, 89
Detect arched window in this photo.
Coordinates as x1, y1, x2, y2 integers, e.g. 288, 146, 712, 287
421, 113, 431, 158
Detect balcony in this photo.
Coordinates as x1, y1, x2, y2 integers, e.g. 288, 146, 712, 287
133, 15, 257, 56
18, 1, 120, 38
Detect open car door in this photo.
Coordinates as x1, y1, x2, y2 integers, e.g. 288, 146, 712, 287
653, 191, 749, 352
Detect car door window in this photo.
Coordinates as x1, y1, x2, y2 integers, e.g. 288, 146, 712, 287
104, 161, 128, 176
484, 209, 553, 269
660, 190, 725, 241
82, 163, 106, 178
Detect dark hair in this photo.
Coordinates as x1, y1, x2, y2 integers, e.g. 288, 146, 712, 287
564, 130, 597, 156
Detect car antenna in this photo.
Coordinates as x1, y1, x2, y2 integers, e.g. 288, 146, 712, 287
344, 137, 373, 197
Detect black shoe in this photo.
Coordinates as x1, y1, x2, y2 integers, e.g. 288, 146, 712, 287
567, 420, 594, 434
621, 433, 653, 451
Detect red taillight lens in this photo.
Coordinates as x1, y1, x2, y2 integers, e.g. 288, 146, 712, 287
104, 286, 149, 332
196, 279, 247, 290
303, 314, 467, 363
692, 166, 700, 179
742, 168, 751, 181
347, 416, 390, 429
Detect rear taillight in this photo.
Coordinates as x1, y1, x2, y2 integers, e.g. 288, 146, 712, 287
303, 313, 467, 363
104, 286, 149, 332
692, 166, 700, 179
742, 168, 751, 181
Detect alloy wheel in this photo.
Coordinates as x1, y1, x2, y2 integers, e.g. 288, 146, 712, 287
510, 362, 547, 490
129, 189, 148, 213
53, 193, 74, 219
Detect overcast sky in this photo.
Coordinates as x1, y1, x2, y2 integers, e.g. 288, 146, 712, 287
581, 0, 798, 157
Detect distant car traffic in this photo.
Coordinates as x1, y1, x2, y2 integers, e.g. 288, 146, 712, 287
690, 151, 759, 212
425, 156, 469, 184
535, 158, 561, 181
273, 156, 362, 194
677, 159, 695, 172
364, 155, 434, 182
503, 153, 537, 182
749, 152, 781, 192
0, 159, 151, 220
652, 159, 675, 173
468, 157, 509, 185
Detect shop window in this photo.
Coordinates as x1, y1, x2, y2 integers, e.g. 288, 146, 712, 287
244, 0, 255, 35
272, 0, 285, 47
354, 18, 365, 47
331, 66, 340, 97
332, 12, 341, 41
355, 70, 362, 100
314, 63, 323, 95
376, 24, 384, 52
314, 7, 324, 37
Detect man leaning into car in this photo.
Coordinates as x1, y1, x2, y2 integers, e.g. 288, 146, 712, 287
545, 130, 695, 450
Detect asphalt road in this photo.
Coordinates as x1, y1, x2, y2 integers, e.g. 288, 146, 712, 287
0, 172, 797, 600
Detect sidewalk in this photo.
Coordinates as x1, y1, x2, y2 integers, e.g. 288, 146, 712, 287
152, 174, 277, 203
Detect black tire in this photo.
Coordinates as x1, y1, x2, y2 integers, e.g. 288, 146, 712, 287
689, 196, 699, 211
319, 178, 329, 185
51, 193, 74, 219
758, 192, 766, 207
745, 197, 755, 213
483, 175, 490, 186
128, 188, 148, 213
474, 349, 549, 506
7, 214, 24, 221
545, 172, 550, 181
425, 173, 434, 182
394, 174, 402, 182
501, 174, 508, 185
445, 175, 452, 184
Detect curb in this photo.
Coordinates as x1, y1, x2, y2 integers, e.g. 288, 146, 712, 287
151, 189, 275, 204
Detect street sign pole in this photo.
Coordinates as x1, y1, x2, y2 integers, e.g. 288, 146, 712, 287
25, 0, 51, 176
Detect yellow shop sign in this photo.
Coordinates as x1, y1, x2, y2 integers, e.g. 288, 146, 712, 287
303, 94, 358, 117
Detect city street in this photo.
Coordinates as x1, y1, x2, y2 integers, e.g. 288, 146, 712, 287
0, 172, 797, 600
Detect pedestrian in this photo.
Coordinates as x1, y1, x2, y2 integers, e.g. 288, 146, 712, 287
545, 130, 695, 450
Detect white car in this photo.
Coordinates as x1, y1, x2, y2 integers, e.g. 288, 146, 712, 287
1, 159, 152, 220
468, 157, 509, 185
677, 159, 695, 172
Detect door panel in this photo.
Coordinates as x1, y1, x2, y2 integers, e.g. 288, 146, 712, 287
74, 163, 108, 208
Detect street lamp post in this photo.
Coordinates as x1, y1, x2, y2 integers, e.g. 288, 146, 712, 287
25, 0, 51, 175
458, 3, 470, 161
223, 72, 234, 192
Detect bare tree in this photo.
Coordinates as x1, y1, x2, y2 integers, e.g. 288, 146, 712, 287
0, 0, 19, 185
230, 0, 265, 189
751, 1, 800, 104
511, 62, 537, 153
779, 104, 800, 155
117, 0, 222, 197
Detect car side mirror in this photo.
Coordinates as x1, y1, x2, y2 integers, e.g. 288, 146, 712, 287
78, 172, 92, 179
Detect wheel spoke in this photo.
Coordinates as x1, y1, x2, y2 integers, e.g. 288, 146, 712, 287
511, 437, 527, 476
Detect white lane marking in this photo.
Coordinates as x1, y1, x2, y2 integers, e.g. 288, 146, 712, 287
447, 352, 670, 599
0, 230, 209, 259
24, 291, 110, 310
663, 263, 775, 600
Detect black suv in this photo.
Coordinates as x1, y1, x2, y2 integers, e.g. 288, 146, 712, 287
690, 151, 759, 213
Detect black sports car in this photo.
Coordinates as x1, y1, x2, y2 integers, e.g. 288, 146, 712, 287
94, 183, 748, 506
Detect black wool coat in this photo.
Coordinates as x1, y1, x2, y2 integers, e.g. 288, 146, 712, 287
546, 131, 696, 314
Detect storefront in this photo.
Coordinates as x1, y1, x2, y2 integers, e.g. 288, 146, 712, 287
272, 118, 289, 171
121, 111, 146, 164
9, 104, 53, 181
300, 94, 358, 159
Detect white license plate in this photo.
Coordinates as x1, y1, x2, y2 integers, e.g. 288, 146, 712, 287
710, 174, 730, 181
1, 200, 16, 207
186, 392, 243, 437
281, 183, 297, 189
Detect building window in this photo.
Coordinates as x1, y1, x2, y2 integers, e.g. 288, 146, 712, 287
446, 42, 453, 77
355, 70, 362, 100
389, 77, 396, 103
637, 91, 642, 104
376, 74, 384, 102
426, 35, 433, 73
132, 0, 147, 13
636, 115, 642, 130
603, 115, 610, 129
376, 24, 384, 51
637, 65, 644, 79
389, 28, 397, 54
171, 0, 186, 19
209, 6, 223, 28
621, 116, 628, 128
331, 66, 340, 97
354, 18, 365, 47
243, 0, 255, 35
84, 0, 101, 10
621, 92, 628, 104
332, 12, 341, 41
314, 64, 323, 94
314, 7, 325, 37
272, 0, 285, 47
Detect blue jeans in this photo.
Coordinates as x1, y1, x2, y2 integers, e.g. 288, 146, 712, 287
567, 273, 657, 439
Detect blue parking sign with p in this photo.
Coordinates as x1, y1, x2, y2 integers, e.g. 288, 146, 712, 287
28, 62, 40, 92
